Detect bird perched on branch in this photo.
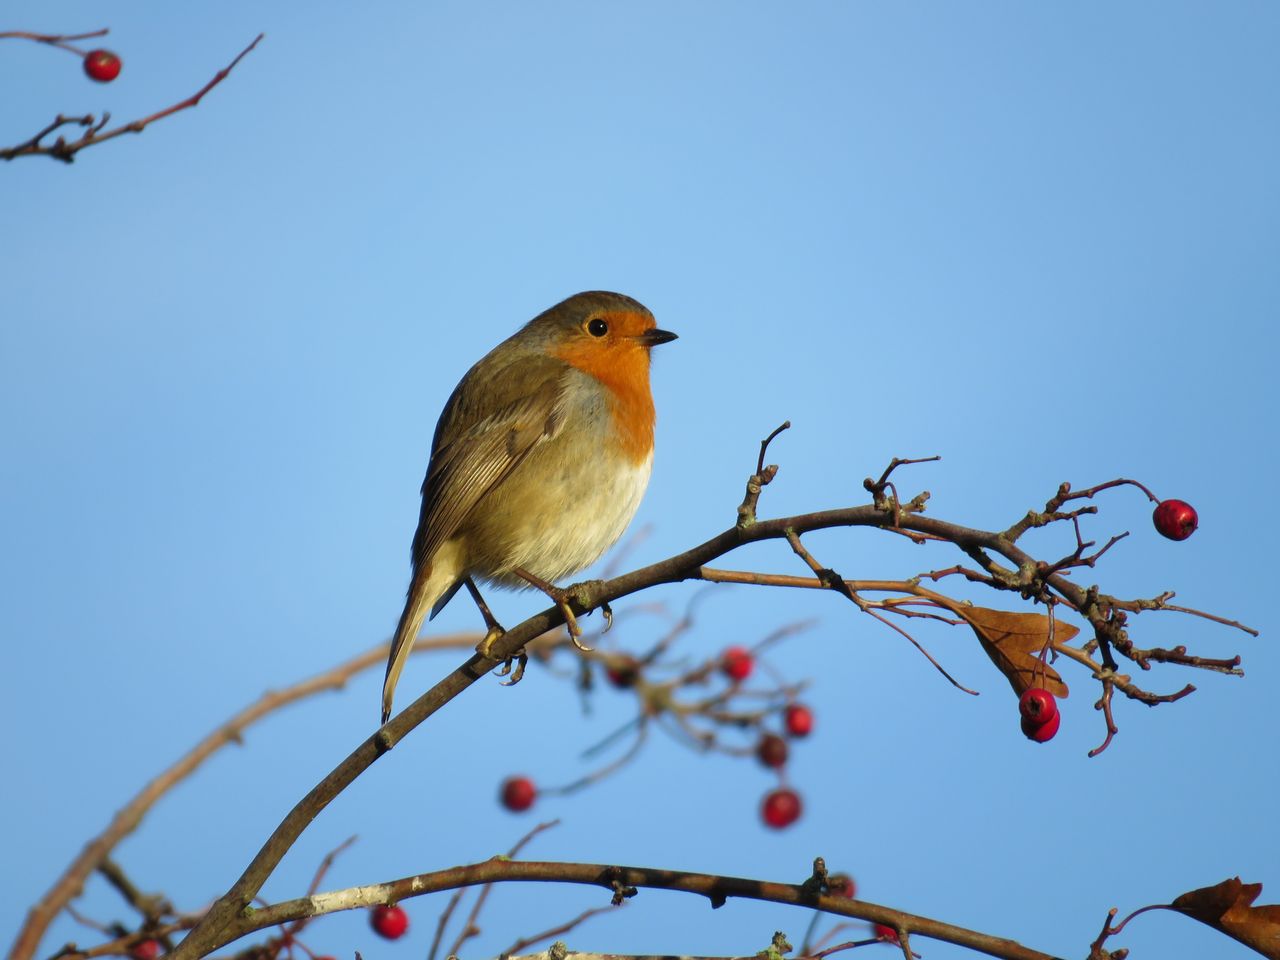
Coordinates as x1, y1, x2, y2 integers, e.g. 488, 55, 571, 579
381, 291, 677, 723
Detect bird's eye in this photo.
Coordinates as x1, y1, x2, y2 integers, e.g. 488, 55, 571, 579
587, 318, 609, 337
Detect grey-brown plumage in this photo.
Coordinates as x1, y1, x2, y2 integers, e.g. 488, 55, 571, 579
381, 292, 676, 723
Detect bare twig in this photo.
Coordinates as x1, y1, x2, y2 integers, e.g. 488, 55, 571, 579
501, 904, 619, 955
426, 887, 467, 960
2, 34, 263, 163
97, 859, 170, 924
737, 421, 789, 527
10, 633, 479, 960
0, 28, 108, 55
443, 821, 561, 958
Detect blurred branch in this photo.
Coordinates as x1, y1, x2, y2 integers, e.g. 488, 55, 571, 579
1, 33, 263, 163
443, 819, 560, 958
500, 903, 620, 957
9, 632, 479, 960
0, 28, 108, 55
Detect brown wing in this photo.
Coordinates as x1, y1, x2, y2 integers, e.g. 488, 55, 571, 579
410, 367, 565, 574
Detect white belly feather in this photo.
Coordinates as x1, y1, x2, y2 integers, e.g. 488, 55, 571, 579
496, 451, 652, 583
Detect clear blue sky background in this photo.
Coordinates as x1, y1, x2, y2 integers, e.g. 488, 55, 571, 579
4, 3, 1277, 959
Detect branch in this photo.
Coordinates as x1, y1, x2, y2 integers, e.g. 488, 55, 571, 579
500, 903, 619, 956
8, 634, 479, 960
0, 28, 108, 55
443, 820, 560, 958
212, 857, 1065, 960
171, 468, 1254, 958
1, 34, 263, 163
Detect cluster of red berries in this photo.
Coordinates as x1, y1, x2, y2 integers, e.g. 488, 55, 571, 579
719, 646, 816, 831
755, 703, 814, 769
83, 49, 122, 82
1019, 687, 1060, 742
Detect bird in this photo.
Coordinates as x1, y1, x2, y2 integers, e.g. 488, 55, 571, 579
381, 291, 677, 724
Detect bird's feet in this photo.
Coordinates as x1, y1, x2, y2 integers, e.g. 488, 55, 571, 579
567, 582, 612, 644
496, 649, 529, 685
474, 624, 529, 686
514, 568, 599, 652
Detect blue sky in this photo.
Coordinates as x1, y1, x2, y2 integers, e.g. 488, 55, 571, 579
3, 3, 1278, 959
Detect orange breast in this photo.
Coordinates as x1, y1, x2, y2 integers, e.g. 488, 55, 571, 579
552, 311, 657, 465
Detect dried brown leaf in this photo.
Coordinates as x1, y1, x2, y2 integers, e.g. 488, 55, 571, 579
1172, 877, 1280, 959
955, 606, 1074, 698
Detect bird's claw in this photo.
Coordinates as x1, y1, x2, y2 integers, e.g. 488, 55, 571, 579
498, 650, 529, 686
601, 601, 614, 634
476, 628, 528, 686
553, 595, 595, 651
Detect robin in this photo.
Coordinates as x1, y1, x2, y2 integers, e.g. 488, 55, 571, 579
381, 291, 677, 723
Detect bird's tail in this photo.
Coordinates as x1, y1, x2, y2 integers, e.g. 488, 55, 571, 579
382, 561, 443, 725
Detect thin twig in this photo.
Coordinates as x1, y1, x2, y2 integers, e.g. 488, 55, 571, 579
0, 28, 108, 55
444, 821, 561, 958
501, 904, 620, 955
10, 633, 478, 960
2, 34, 263, 163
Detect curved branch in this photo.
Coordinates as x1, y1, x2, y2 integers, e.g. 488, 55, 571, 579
171, 490, 1253, 959
8, 634, 479, 960
212, 857, 1064, 960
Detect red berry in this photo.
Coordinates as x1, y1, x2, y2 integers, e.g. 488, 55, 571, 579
499, 775, 537, 812
1153, 499, 1198, 541
1021, 708, 1061, 743
370, 904, 408, 940
604, 657, 639, 688
761, 787, 802, 829
756, 732, 789, 768
783, 703, 814, 737
721, 645, 753, 682
873, 923, 899, 942
131, 940, 160, 960
828, 873, 856, 898
1018, 687, 1058, 726
83, 49, 122, 83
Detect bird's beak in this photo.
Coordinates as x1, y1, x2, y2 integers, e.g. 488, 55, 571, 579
635, 328, 678, 347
